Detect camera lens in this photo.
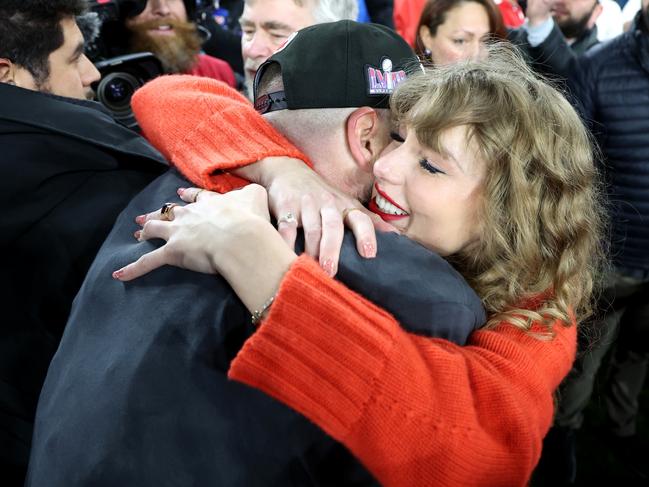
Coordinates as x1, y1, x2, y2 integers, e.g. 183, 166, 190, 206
96, 72, 140, 115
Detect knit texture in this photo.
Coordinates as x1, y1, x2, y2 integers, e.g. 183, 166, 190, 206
132, 75, 310, 193
230, 256, 577, 487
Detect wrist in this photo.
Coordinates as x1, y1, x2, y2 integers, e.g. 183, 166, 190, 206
234, 156, 309, 187
215, 218, 297, 314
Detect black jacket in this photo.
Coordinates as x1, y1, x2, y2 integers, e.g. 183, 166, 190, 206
568, 14, 649, 272
0, 84, 167, 481
509, 22, 599, 80
27, 168, 485, 486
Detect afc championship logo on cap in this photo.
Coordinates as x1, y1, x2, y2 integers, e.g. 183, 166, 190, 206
366, 57, 407, 96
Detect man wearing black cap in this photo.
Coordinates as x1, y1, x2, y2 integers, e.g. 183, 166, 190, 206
27, 21, 485, 487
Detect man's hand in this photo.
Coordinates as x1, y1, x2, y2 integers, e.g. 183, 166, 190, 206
235, 156, 397, 276
526, 0, 556, 27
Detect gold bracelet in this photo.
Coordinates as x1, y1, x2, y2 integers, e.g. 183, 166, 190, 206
251, 293, 276, 325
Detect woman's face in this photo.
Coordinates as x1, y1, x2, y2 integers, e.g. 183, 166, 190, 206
369, 125, 485, 256
419, 1, 491, 65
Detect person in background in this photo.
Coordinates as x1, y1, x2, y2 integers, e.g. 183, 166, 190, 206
125, 0, 236, 86
414, 0, 507, 63
239, 0, 358, 98
0, 1, 167, 485
200, 0, 245, 76
534, 0, 649, 483
395, 0, 522, 46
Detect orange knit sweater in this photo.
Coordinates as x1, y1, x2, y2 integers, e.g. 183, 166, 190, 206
133, 76, 578, 487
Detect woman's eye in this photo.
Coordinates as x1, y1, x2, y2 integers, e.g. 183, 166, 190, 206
453, 38, 466, 45
390, 131, 405, 143
419, 158, 444, 175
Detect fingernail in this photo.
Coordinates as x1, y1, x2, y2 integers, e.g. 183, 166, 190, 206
362, 242, 376, 258
177, 188, 186, 195
135, 215, 146, 225
112, 269, 124, 280
134, 230, 141, 240
321, 258, 336, 277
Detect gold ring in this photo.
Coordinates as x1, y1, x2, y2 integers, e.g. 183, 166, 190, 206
193, 189, 205, 203
342, 207, 363, 220
160, 202, 178, 221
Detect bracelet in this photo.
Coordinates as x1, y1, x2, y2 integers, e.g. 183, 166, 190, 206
251, 293, 276, 325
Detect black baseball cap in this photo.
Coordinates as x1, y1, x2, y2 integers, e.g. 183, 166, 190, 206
254, 20, 419, 114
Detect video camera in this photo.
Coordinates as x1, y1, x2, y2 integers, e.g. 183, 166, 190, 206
84, 0, 215, 129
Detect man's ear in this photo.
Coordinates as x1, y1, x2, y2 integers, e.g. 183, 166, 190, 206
0, 58, 15, 84
346, 106, 384, 172
588, 4, 604, 29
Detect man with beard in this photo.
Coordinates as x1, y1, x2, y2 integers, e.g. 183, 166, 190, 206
514, 0, 603, 78
240, 0, 358, 98
125, 0, 236, 86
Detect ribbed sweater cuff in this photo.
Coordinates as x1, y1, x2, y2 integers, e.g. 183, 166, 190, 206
229, 255, 398, 438
168, 102, 309, 191
133, 75, 310, 193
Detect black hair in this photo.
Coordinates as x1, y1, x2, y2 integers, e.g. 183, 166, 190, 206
0, 0, 87, 85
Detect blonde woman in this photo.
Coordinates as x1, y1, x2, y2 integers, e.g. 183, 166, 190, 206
117, 47, 605, 486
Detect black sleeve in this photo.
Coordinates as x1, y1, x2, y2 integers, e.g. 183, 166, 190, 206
296, 231, 487, 345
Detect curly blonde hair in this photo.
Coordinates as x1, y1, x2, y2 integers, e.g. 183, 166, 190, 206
390, 45, 607, 332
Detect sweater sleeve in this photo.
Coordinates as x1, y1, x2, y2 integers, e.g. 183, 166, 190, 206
131, 75, 310, 193
229, 255, 577, 487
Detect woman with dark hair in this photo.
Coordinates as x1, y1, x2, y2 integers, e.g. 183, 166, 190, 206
415, 0, 507, 63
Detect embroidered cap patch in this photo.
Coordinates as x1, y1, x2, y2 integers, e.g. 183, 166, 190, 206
366, 57, 407, 96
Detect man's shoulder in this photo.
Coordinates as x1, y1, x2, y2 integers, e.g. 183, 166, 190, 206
335, 231, 486, 343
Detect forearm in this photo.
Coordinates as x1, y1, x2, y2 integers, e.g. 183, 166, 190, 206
216, 218, 297, 316
132, 75, 309, 192
229, 256, 577, 486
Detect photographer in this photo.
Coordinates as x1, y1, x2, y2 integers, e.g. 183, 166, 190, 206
0, 2, 167, 484
123, 0, 236, 84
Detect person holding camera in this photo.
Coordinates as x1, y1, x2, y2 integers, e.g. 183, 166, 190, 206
124, 0, 236, 85
0, 2, 169, 484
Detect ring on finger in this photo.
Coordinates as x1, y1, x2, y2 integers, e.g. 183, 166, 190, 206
160, 202, 178, 221
342, 207, 363, 220
192, 189, 205, 203
277, 211, 297, 225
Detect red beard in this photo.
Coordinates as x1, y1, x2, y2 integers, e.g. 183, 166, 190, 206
129, 18, 202, 74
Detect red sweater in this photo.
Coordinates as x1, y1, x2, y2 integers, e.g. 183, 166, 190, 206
186, 53, 236, 88
133, 76, 578, 487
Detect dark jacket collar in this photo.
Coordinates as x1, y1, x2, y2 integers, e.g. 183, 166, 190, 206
0, 83, 167, 165
572, 25, 599, 55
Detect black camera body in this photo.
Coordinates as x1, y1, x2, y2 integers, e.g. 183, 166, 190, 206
84, 0, 160, 129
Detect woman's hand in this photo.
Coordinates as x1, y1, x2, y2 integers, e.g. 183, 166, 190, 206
113, 185, 297, 316
236, 157, 397, 266
113, 184, 274, 281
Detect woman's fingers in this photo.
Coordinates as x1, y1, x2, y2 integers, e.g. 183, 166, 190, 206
178, 187, 211, 204
113, 246, 168, 281
344, 208, 378, 258
317, 197, 344, 277
138, 219, 173, 242
301, 194, 321, 258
